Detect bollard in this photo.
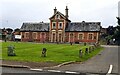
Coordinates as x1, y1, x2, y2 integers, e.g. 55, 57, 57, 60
7, 45, 16, 56
70, 42, 73, 45
93, 43, 97, 48
89, 47, 92, 53
84, 42, 86, 46
85, 48, 89, 55
92, 46, 95, 51
79, 50, 83, 58
41, 48, 47, 57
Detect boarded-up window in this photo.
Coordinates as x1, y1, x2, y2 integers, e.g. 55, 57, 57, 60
94, 36, 96, 39
33, 33, 37, 39
89, 34, 93, 40
70, 33, 73, 38
25, 33, 29, 38
42, 33, 44, 35
79, 34, 83, 40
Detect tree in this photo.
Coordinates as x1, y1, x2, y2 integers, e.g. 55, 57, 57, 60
107, 26, 115, 35
115, 17, 120, 45
6, 28, 13, 35
14, 28, 20, 32
116, 17, 120, 25
14, 28, 20, 35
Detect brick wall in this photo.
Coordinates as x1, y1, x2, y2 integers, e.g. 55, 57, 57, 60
21, 32, 49, 42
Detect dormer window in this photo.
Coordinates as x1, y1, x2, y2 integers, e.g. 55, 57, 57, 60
56, 14, 60, 19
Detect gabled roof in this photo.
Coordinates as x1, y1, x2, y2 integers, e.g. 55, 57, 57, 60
65, 22, 101, 32
20, 22, 49, 32
49, 11, 71, 22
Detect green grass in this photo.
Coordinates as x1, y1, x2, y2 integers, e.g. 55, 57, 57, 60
1, 42, 103, 63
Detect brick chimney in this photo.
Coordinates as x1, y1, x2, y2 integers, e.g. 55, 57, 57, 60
54, 7, 57, 14
65, 6, 69, 18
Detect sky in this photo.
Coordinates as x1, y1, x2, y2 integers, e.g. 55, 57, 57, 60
1, 0, 120, 29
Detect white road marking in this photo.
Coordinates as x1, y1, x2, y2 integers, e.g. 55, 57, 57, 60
65, 71, 78, 74
30, 68, 43, 71
30, 69, 79, 74
107, 65, 113, 74
48, 70, 61, 72
101, 45, 119, 47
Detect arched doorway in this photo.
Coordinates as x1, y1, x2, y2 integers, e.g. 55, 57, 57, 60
41, 33, 45, 42
58, 34, 62, 43
52, 33, 55, 42
70, 33, 74, 43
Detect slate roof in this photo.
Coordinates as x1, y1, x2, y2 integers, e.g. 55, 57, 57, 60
65, 22, 101, 32
20, 21, 100, 32
20, 22, 49, 32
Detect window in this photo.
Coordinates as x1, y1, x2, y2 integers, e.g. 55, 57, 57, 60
33, 33, 37, 39
88, 34, 93, 40
53, 33, 55, 42
42, 33, 44, 35
56, 14, 60, 19
25, 33, 29, 38
79, 34, 83, 40
70, 33, 73, 38
59, 23, 62, 29
94, 36, 96, 39
22, 35, 24, 38
52, 23, 56, 28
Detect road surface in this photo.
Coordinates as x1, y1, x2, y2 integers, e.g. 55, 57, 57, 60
1, 67, 78, 75
46, 45, 119, 74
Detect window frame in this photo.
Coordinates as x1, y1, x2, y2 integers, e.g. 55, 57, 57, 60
78, 33, 84, 40
25, 32, 29, 39
33, 32, 37, 39
56, 14, 60, 19
88, 33, 93, 40
58, 22, 63, 29
52, 22, 56, 29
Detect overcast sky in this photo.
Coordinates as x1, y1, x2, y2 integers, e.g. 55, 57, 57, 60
1, 0, 119, 29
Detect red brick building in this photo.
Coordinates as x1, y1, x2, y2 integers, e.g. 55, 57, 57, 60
20, 6, 101, 43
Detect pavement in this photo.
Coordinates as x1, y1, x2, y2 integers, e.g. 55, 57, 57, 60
1, 45, 119, 75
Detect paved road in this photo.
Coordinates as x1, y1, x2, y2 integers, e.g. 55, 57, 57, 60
47, 45, 119, 74
1, 67, 78, 75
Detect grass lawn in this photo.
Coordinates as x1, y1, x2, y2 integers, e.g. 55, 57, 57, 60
1, 42, 103, 63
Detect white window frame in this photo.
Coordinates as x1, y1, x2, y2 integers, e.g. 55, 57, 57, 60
33, 32, 37, 39
52, 32, 56, 42
78, 33, 84, 40
52, 22, 56, 29
69, 33, 74, 42
56, 14, 60, 19
58, 22, 63, 29
25, 32, 29, 39
88, 33, 94, 40
58, 32, 62, 42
